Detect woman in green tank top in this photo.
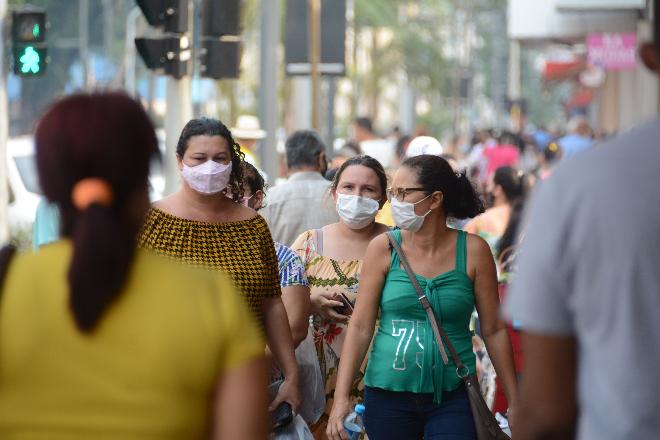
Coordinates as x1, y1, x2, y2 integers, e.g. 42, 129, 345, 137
327, 155, 518, 440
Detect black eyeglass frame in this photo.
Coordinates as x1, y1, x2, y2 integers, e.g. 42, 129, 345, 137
387, 187, 429, 202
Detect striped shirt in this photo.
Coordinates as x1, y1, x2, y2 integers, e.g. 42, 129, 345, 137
275, 242, 308, 288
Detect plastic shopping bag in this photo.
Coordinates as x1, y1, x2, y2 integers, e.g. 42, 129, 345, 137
295, 326, 325, 425
271, 414, 314, 440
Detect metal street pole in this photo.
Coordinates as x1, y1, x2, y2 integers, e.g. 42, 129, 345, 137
102, 0, 113, 62
0, 0, 9, 243
164, 77, 192, 195
507, 40, 522, 131
79, 0, 90, 89
124, 6, 141, 97
164, 1, 193, 196
259, 0, 280, 183
325, 77, 336, 151
308, 0, 321, 130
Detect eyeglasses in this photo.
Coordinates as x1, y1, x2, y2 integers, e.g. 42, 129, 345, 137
387, 187, 427, 202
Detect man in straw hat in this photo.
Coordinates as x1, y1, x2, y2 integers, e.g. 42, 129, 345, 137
232, 115, 267, 167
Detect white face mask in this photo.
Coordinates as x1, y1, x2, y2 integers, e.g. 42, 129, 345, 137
390, 194, 432, 232
336, 193, 380, 230
181, 160, 232, 195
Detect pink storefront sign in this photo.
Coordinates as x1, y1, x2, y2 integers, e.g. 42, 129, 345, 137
587, 33, 638, 71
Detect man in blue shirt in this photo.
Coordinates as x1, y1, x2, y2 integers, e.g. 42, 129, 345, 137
557, 117, 594, 159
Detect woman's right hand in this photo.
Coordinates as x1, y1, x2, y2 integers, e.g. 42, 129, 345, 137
326, 398, 352, 440
310, 291, 350, 323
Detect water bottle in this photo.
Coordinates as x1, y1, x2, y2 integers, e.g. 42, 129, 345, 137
343, 403, 366, 440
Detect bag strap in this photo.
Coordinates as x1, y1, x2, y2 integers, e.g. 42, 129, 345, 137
314, 229, 324, 255
387, 232, 450, 366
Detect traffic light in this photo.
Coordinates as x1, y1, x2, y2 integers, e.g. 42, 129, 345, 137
200, 39, 240, 79
11, 8, 48, 76
135, 0, 190, 78
200, 0, 241, 79
136, 0, 189, 33
135, 36, 190, 79
202, 0, 240, 36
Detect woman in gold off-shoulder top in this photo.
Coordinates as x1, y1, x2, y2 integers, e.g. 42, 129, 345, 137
138, 117, 301, 415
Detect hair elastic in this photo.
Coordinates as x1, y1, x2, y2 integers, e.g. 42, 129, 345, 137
71, 178, 114, 210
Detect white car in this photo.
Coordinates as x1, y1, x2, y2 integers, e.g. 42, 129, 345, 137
7, 136, 40, 231
6, 135, 166, 234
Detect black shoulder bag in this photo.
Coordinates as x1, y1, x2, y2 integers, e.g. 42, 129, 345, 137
387, 232, 510, 440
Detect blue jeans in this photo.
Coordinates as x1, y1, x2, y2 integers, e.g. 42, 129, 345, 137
363, 386, 476, 440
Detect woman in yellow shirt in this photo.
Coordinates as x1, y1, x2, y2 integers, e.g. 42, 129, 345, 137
0, 92, 268, 440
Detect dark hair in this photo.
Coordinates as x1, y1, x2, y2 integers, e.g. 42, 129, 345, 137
285, 130, 326, 169
395, 134, 411, 159
354, 117, 373, 133
543, 143, 561, 163
330, 155, 387, 200
403, 154, 484, 219
496, 199, 525, 266
176, 117, 245, 201
242, 162, 265, 195
493, 166, 527, 203
340, 140, 361, 156
34, 92, 158, 332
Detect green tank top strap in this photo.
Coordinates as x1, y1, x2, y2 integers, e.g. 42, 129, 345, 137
455, 230, 467, 273
389, 229, 403, 270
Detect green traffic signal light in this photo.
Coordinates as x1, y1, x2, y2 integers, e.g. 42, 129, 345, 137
11, 8, 48, 77
19, 46, 41, 74
13, 45, 47, 76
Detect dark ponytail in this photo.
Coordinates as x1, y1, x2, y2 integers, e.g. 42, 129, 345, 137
448, 169, 485, 219
68, 204, 136, 332
403, 155, 485, 220
35, 92, 158, 333
493, 166, 527, 203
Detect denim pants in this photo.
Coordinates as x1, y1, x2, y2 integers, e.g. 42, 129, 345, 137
363, 386, 476, 440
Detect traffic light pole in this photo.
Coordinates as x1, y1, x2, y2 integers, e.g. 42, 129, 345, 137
164, 77, 192, 195
163, 0, 193, 196
258, 0, 280, 183
308, 0, 321, 131
79, 0, 90, 89
0, 0, 10, 243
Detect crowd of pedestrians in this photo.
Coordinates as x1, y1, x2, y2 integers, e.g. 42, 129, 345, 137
1, 5, 659, 439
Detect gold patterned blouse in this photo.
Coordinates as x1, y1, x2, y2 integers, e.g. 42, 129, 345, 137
138, 208, 281, 323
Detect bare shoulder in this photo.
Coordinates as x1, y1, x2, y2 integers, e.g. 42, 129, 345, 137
465, 231, 493, 259
228, 201, 259, 222
152, 193, 181, 214
364, 233, 391, 274
367, 232, 391, 254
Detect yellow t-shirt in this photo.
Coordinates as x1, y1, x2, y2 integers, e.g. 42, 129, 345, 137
0, 240, 264, 440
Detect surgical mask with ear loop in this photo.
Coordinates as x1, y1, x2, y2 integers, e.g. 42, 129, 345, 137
390, 194, 433, 232
336, 193, 380, 230
181, 160, 232, 195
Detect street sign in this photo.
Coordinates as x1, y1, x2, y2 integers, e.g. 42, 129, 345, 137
587, 33, 637, 71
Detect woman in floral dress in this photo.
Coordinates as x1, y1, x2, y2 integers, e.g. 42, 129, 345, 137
291, 156, 389, 439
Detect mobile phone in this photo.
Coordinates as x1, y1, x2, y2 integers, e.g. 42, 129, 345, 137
334, 293, 354, 316
271, 402, 293, 431
268, 380, 294, 431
